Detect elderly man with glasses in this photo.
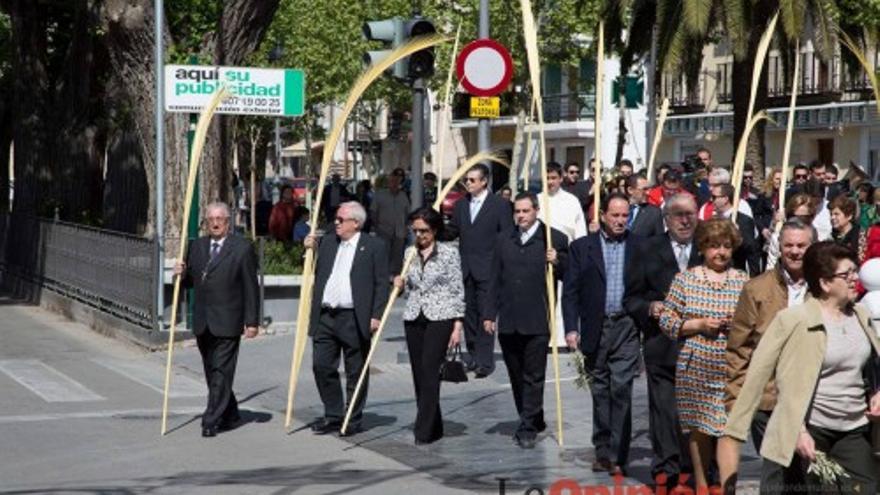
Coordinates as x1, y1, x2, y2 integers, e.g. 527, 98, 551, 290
304, 201, 390, 436
174, 202, 259, 438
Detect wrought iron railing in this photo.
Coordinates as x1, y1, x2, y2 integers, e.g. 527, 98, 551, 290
0, 214, 157, 329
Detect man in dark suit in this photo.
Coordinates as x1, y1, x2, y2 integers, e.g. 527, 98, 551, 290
446, 164, 513, 377
304, 201, 389, 436
175, 202, 259, 438
711, 183, 761, 275
563, 193, 643, 474
623, 193, 700, 487
563, 161, 592, 215
626, 175, 665, 238
486, 192, 568, 449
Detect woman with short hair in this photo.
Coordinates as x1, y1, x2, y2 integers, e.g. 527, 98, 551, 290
659, 218, 750, 490
720, 241, 880, 494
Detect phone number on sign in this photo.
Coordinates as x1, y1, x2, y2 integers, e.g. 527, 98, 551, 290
223, 96, 281, 108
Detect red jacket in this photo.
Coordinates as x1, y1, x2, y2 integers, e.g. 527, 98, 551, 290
646, 186, 692, 208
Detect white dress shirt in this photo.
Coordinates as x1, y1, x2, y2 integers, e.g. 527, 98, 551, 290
321, 232, 360, 308
470, 189, 489, 221
782, 267, 807, 307
670, 239, 693, 271
519, 221, 540, 244
538, 188, 587, 242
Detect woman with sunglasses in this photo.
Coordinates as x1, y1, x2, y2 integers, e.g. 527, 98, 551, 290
393, 207, 465, 444
719, 241, 880, 494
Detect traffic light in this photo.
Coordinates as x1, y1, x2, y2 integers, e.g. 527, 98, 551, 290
404, 17, 436, 79
363, 17, 406, 79
362, 16, 436, 82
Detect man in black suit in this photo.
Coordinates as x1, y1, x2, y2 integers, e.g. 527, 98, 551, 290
563, 193, 643, 475
486, 192, 568, 449
626, 175, 665, 238
446, 164, 512, 377
563, 161, 592, 215
623, 193, 700, 487
304, 201, 389, 436
710, 183, 761, 275
175, 202, 259, 438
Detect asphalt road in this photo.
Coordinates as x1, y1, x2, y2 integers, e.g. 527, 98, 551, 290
0, 294, 764, 494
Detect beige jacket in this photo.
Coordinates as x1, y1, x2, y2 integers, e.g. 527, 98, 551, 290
725, 267, 789, 411
724, 298, 880, 467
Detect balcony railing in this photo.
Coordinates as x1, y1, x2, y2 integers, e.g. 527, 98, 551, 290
542, 93, 595, 123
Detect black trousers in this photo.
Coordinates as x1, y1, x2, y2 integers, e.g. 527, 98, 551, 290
312, 308, 368, 426
589, 315, 640, 466
645, 360, 691, 479
404, 315, 454, 443
196, 330, 241, 428
379, 232, 406, 276
760, 424, 876, 495
498, 332, 549, 440
463, 275, 495, 373
751, 409, 772, 453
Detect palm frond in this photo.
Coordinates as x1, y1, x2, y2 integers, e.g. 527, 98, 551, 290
778, 0, 805, 42
721, 0, 748, 59
683, 0, 713, 36
809, 0, 839, 61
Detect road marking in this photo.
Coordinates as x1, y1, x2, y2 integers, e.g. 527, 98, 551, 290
91, 357, 205, 398
0, 406, 206, 424
0, 360, 105, 402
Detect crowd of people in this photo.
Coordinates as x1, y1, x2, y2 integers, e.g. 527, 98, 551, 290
198, 150, 879, 495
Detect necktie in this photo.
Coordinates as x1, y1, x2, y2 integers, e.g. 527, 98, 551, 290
470, 199, 481, 222
676, 243, 689, 272
627, 204, 637, 228
210, 241, 220, 262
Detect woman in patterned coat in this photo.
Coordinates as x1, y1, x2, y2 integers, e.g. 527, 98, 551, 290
659, 218, 749, 490
393, 207, 465, 444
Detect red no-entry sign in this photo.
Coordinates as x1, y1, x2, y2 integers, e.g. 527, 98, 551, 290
456, 39, 513, 97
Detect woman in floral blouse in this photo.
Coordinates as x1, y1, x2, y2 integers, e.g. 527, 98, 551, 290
393, 207, 465, 444
659, 218, 749, 491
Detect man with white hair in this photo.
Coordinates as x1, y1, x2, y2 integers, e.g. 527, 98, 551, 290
174, 201, 260, 438
697, 168, 753, 220
304, 201, 389, 436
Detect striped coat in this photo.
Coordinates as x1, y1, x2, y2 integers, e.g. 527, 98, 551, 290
659, 267, 748, 437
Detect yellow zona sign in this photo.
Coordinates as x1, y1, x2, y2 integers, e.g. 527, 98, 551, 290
470, 96, 500, 118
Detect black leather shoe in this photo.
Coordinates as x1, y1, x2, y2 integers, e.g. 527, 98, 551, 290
515, 435, 536, 449
201, 426, 217, 438
310, 419, 340, 435
338, 423, 362, 437
218, 417, 243, 432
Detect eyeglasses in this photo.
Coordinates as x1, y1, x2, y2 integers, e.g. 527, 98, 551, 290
831, 268, 858, 280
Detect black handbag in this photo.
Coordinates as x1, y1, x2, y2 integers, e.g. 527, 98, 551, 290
439, 345, 468, 383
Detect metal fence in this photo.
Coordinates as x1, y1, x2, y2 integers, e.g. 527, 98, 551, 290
0, 214, 157, 329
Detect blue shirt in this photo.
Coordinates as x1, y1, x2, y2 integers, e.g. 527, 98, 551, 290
599, 230, 626, 313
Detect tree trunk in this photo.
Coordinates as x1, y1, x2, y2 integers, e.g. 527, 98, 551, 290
731, 0, 774, 171
103, 0, 279, 250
